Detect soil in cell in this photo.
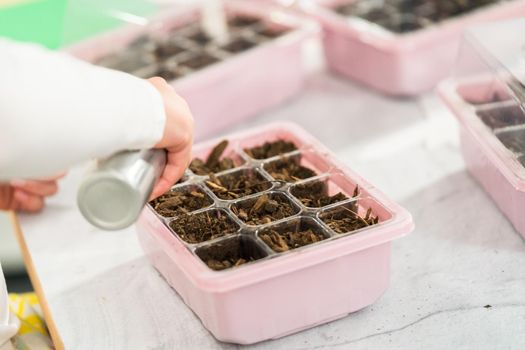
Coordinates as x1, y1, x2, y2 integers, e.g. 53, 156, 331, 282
320, 204, 379, 234
477, 105, 525, 130
228, 16, 261, 28
231, 193, 298, 225
187, 30, 212, 45
169, 210, 239, 244
190, 140, 238, 175
264, 157, 317, 182
244, 139, 298, 159
260, 225, 326, 252
256, 26, 288, 38
196, 236, 267, 271
178, 52, 220, 70
205, 170, 272, 200
150, 187, 213, 217
291, 181, 358, 208
497, 129, 525, 154
221, 37, 256, 53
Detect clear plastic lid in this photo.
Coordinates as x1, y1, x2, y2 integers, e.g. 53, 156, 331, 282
447, 19, 525, 186
454, 19, 525, 107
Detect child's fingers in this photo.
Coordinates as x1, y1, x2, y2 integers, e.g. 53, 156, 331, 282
10, 179, 58, 197
13, 189, 45, 213
149, 145, 191, 200
0, 184, 16, 211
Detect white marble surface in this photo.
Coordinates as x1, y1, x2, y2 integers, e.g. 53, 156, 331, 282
16, 73, 525, 349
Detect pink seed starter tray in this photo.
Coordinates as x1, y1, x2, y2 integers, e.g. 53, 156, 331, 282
66, 1, 319, 140
136, 122, 414, 344
295, 0, 525, 96
439, 19, 525, 239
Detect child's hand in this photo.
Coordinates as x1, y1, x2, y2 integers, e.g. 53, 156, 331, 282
147, 77, 194, 200
0, 174, 64, 213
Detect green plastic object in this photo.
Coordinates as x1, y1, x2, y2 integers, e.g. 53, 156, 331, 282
0, 0, 67, 49
0, 0, 156, 49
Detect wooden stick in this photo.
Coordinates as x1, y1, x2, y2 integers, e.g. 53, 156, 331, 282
8, 212, 64, 350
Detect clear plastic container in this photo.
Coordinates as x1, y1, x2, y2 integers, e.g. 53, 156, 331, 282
136, 122, 414, 344
439, 18, 525, 239
66, 0, 319, 140
296, 0, 525, 96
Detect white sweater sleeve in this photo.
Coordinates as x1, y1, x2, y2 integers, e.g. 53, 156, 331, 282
0, 39, 166, 181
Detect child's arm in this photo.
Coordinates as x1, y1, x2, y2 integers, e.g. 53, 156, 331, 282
0, 39, 193, 199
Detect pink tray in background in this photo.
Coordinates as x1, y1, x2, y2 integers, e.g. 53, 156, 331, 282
67, 1, 319, 140
299, 0, 525, 96
439, 78, 525, 239
136, 122, 414, 344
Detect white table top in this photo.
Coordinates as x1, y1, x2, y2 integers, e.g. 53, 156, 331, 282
14, 73, 525, 350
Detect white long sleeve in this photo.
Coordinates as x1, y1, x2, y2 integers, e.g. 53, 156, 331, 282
0, 39, 166, 180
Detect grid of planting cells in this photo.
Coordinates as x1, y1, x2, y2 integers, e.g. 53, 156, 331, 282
334, 0, 505, 34
457, 84, 525, 166
94, 13, 290, 81
148, 139, 387, 271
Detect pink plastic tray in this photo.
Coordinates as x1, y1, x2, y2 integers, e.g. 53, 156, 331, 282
66, 1, 319, 140
300, 0, 525, 96
439, 78, 525, 239
136, 122, 414, 344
